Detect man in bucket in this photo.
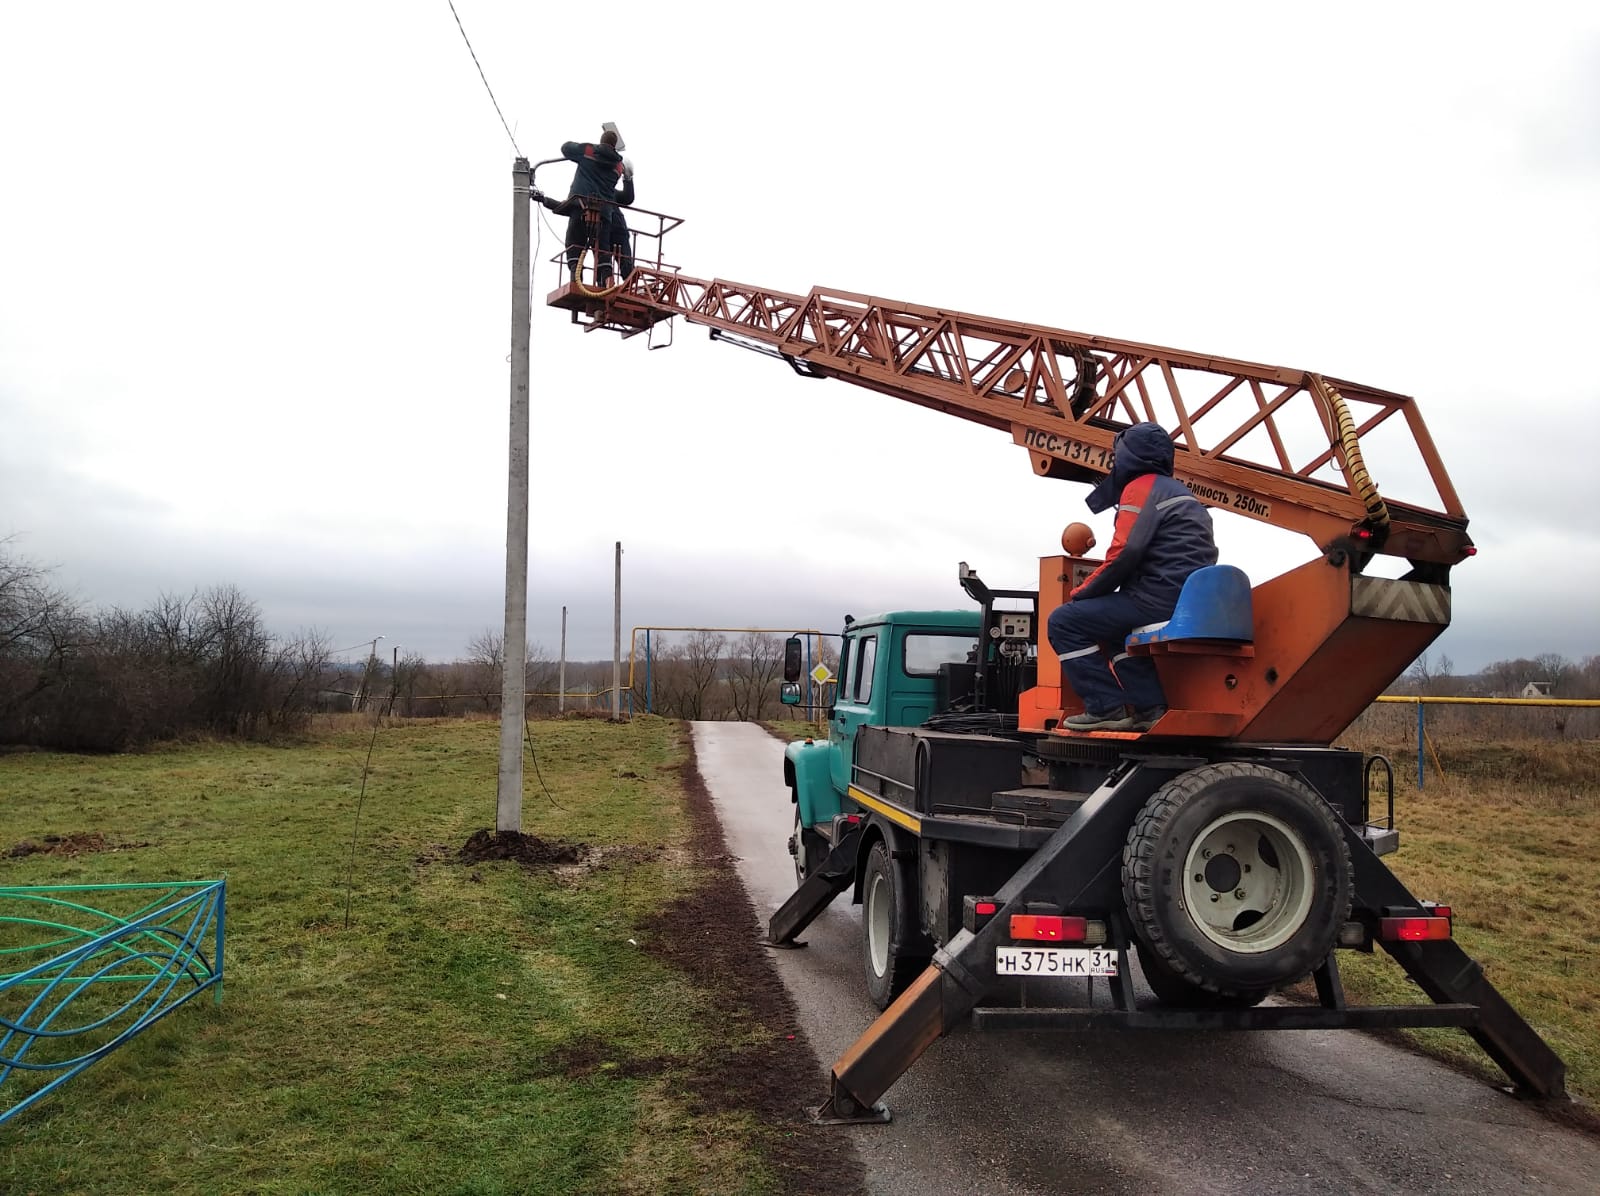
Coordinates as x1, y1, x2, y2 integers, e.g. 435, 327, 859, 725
1047, 422, 1217, 731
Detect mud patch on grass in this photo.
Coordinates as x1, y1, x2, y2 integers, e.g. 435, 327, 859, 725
7, 832, 147, 858
637, 728, 866, 1196
530, 1033, 674, 1082
458, 829, 587, 869
553, 843, 660, 884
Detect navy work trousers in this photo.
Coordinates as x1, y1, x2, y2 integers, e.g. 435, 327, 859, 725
1046, 592, 1170, 715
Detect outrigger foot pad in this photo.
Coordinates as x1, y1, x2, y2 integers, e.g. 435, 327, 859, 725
809, 1096, 892, 1126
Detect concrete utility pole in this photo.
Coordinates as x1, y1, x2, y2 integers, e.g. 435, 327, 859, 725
358, 634, 384, 712
559, 605, 568, 714
497, 157, 532, 834
612, 541, 622, 721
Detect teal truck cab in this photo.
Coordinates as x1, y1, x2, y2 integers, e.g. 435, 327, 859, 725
783, 609, 979, 854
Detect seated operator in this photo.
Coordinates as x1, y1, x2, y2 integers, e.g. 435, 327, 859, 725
1046, 422, 1217, 732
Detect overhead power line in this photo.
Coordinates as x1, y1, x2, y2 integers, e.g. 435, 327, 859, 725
447, 0, 522, 157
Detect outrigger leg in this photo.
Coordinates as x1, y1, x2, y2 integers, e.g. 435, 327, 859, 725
1343, 827, 1566, 1098
819, 766, 1161, 1120
768, 821, 865, 947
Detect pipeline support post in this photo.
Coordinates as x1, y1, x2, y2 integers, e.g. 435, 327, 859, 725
1417, 699, 1425, 790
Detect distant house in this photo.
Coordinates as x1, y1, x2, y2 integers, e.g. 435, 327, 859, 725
1521, 680, 1554, 699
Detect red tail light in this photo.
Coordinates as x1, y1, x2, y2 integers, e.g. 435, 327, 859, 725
1010, 915, 1088, 942
1379, 916, 1452, 942
974, 901, 998, 916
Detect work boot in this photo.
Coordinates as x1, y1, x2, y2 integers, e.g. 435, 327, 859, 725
1131, 705, 1168, 732
1063, 707, 1135, 732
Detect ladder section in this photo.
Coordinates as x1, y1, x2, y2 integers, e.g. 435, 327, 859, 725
554, 265, 1471, 566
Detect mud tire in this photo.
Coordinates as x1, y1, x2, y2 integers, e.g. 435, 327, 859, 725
1123, 762, 1352, 995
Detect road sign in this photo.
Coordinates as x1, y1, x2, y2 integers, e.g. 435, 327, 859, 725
810, 664, 834, 686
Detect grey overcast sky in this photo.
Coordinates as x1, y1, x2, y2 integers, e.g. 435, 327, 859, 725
2, 2, 1597, 670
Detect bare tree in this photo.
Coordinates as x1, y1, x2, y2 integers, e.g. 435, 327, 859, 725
728, 632, 785, 721
466, 628, 504, 712
525, 640, 560, 714
679, 630, 727, 720
1532, 653, 1574, 696
0, 544, 86, 725
1579, 655, 1600, 700
272, 629, 334, 725
390, 650, 428, 715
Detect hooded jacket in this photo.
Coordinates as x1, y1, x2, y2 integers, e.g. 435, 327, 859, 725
1071, 422, 1217, 611
561, 140, 626, 201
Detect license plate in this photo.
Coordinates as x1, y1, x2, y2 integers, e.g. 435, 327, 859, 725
995, 946, 1117, 977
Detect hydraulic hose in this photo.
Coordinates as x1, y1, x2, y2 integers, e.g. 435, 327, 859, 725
1315, 375, 1390, 529
570, 246, 624, 299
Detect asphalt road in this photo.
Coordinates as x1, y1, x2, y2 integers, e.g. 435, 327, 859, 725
692, 720, 1600, 1196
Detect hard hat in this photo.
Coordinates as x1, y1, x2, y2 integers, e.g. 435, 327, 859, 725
1061, 522, 1096, 555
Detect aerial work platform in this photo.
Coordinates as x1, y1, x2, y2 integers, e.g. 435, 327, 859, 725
538, 196, 683, 339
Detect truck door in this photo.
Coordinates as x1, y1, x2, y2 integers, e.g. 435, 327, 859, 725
829, 630, 878, 800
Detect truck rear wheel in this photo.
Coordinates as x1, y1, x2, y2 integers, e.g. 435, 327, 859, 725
861, 839, 928, 1009
1122, 762, 1352, 994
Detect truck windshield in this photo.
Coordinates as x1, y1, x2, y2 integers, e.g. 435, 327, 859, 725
904, 633, 979, 677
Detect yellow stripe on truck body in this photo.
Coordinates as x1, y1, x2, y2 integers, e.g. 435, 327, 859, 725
846, 784, 922, 834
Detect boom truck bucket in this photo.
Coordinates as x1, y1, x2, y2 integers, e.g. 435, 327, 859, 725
542, 201, 1567, 1119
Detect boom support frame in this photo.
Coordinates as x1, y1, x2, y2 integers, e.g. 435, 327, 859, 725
550, 255, 1471, 567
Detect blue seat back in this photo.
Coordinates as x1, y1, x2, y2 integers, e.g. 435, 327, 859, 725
1125, 565, 1253, 647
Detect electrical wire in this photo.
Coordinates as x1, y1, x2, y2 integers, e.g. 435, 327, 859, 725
342, 701, 386, 929
329, 638, 383, 655
523, 714, 566, 810
447, 0, 521, 157
342, 674, 402, 928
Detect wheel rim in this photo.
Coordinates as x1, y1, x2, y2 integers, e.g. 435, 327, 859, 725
790, 810, 805, 884
865, 870, 891, 977
1181, 810, 1315, 954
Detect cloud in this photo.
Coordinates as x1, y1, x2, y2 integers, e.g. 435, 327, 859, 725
2, 2, 1597, 679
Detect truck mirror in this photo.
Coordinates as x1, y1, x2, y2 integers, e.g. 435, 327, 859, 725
779, 681, 803, 706
783, 636, 803, 683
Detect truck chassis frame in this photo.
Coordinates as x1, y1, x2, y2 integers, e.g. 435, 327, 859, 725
769, 731, 1566, 1120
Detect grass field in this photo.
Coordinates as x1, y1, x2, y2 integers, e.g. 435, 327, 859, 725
3, 715, 1594, 1195
1325, 730, 1600, 1106
1, 717, 855, 1196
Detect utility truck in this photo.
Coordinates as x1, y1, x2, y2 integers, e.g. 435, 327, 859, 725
534, 166, 1567, 1121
